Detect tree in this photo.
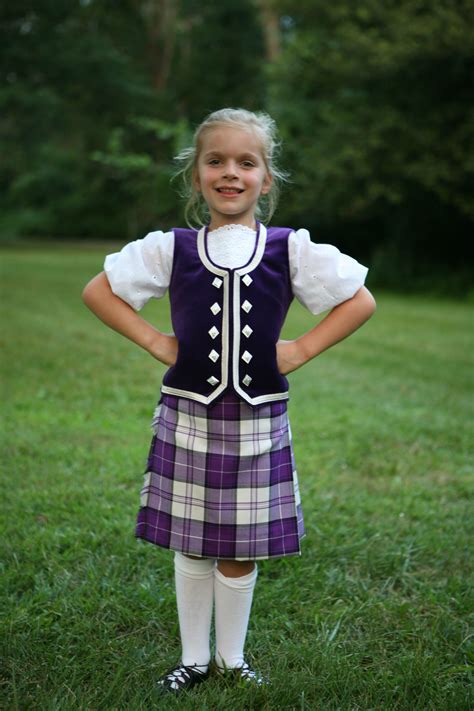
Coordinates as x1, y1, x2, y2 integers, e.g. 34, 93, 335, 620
170, 0, 266, 123
0, 0, 267, 239
0, 0, 159, 237
268, 0, 474, 287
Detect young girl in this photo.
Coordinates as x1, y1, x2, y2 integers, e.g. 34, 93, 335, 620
82, 108, 376, 695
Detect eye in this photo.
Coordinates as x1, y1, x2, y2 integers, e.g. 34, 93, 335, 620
242, 160, 256, 168
207, 158, 221, 166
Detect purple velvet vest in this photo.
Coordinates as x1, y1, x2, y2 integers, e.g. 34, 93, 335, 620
161, 223, 294, 406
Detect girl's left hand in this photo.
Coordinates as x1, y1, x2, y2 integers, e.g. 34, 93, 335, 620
276, 339, 306, 375
276, 287, 376, 376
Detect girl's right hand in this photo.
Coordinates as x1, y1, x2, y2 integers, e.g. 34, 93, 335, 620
148, 332, 179, 367
276, 339, 307, 375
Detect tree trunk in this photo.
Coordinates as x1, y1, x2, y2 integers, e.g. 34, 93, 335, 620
254, 0, 281, 61
140, 0, 178, 91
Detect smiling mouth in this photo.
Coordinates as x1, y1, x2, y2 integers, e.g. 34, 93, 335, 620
216, 188, 244, 194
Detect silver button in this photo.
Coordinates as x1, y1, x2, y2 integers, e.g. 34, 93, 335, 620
207, 376, 219, 386
212, 277, 223, 288
242, 274, 253, 286
242, 324, 253, 338
208, 326, 219, 339
208, 349, 219, 362
242, 374, 252, 386
241, 350, 253, 364
210, 301, 221, 315
241, 300, 252, 313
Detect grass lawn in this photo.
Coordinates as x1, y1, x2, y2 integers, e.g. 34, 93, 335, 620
1, 243, 473, 710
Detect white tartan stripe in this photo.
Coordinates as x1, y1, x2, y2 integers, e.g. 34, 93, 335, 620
137, 393, 306, 559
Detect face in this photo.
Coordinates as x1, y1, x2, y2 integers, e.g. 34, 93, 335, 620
194, 125, 272, 230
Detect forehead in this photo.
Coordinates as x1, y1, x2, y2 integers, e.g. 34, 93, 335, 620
199, 125, 264, 157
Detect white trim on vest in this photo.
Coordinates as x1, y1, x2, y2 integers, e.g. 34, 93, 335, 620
197, 223, 267, 275
162, 224, 289, 406
161, 260, 230, 405
232, 271, 289, 405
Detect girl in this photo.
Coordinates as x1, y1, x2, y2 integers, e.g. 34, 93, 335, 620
82, 108, 376, 695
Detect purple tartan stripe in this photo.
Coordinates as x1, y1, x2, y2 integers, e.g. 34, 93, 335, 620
136, 507, 303, 560
141, 470, 298, 523
136, 391, 305, 560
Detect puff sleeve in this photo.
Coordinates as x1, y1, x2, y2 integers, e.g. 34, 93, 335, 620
289, 229, 368, 315
103, 230, 174, 311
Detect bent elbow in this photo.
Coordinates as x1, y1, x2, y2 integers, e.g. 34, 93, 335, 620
367, 291, 377, 315
82, 272, 105, 308
82, 281, 95, 307
354, 286, 376, 320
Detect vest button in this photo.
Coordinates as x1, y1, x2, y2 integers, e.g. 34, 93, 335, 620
242, 374, 252, 386
210, 301, 221, 315
207, 376, 219, 386
241, 300, 252, 313
212, 277, 223, 289
208, 349, 219, 362
242, 274, 253, 286
242, 324, 253, 338
241, 350, 253, 364
208, 326, 219, 339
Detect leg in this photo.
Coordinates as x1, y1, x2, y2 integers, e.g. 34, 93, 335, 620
174, 551, 215, 670
214, 558, 258, 670
217, 559, 255, 577
158, 552, 216, 694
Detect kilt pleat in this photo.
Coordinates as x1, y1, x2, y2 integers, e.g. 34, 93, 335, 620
135, 392, 305, 560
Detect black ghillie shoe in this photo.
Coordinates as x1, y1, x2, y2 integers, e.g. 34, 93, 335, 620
216, 660, 269, 686
157, 662, 210, 694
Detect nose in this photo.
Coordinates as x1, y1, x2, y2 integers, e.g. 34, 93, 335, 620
222, 160, 238, 179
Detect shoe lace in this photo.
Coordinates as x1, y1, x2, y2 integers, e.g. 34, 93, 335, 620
240, 662, 262, 682
165, 665, 191, 684
160, 663, 206, 686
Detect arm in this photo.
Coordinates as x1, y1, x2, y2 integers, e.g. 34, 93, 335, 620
82, 272, 178, 366
276, 286, 376, 375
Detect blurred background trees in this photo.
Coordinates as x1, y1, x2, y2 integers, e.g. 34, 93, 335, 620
1, 0, 473, 292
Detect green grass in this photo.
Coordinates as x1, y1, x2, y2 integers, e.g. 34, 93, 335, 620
1, 244, 473, 710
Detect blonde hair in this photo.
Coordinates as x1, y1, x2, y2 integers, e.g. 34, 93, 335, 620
174, 108, 289, 228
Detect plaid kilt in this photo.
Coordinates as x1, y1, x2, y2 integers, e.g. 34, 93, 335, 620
135, 392, 305, 560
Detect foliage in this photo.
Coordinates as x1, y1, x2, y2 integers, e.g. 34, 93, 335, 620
268, 0, 474, 284
272, 1, 474, 217
170, 0, 266, 123
0, 1, 265, 239
1, 0, 158, 237
1, 1, 473, 290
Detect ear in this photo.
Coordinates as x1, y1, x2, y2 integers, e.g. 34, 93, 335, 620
260, 172, 273, 196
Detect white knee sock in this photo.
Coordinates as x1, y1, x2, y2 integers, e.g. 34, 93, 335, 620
214, 565, 258, 670
174, 551, 215, 672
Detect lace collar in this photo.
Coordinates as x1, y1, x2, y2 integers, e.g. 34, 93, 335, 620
207, 223, 257, 237
197, 223, 267, 276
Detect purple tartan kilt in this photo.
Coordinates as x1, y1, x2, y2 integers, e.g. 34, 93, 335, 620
135, 392, 305, 560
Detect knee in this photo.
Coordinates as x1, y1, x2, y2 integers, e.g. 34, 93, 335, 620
217, 559, 256, 578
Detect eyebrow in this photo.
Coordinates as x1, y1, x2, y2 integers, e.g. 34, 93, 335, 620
203, 150, 260, 161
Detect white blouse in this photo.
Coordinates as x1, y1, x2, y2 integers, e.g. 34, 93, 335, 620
104, 224, 368, 315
